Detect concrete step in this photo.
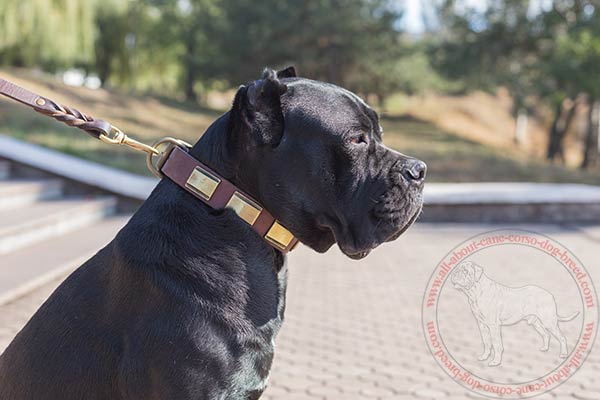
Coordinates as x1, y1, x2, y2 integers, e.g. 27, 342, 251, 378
423, 182, 600, 223
0, 215, 131, 305
0, 161, 9, 180
0, 179, 63, 211
0, 197, 118, 254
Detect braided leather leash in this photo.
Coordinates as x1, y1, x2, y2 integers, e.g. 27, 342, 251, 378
0, 78, 112, 139
0, 77, 166, 159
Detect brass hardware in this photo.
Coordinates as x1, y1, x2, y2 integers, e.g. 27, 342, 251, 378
186, 166, 221, 200
35, 98, 46, 106
226, 192, 263, 225
146, 137, 192, 178
265, 221, 295, 250
99, 126, 160, 156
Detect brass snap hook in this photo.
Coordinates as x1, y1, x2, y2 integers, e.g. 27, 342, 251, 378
99, 126, 160, 155
97, 126, 191, 178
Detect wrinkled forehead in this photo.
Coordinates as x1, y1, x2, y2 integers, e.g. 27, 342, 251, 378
281, 79, 380, 135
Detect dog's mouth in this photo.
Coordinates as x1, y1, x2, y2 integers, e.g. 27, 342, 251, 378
338, 204, 422, 260
384, 204, 422, 243
341, 249, 372, 260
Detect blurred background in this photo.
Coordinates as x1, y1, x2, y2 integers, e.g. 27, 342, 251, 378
2, 0, 600, 183
2, 2, 600, 399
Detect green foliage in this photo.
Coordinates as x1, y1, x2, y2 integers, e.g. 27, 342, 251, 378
0, 0, 98, 70
94, 1, 183, 94
2, 0, 419, 102
431, 0, 600, 109
431, 0, 546, 110
194, 0, 404, 89
347, 42, 457, 106
550, 27, 600, 100
429, 0, 600, 165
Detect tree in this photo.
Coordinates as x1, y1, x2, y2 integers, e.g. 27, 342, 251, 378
431, 0, 600, 164
192, 0, 404, 96
0, 0, 98, 70
431, 0, 546, 147
94, 2, 129, 85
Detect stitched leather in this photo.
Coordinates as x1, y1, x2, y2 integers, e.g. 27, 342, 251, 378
0, 78, 111, 139
161, 147, 299, 253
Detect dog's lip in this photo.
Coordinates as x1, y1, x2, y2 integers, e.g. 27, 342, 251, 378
384, 204, 422, 243
316, 217, 372, 260
340, 207, 420, 260
320, 199, 421, 260
341, 248, 371, 260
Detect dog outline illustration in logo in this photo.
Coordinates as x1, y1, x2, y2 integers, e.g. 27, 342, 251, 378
451, 261, 579, 367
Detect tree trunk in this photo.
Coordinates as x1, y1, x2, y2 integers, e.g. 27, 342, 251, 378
547, 99, 577, 163
183, 37, 197, 103
514, 108, 528, 146
375, 91, 385, 111
97, 56, 111, 86
184, 65, 197, 103
582, 99, 600, 169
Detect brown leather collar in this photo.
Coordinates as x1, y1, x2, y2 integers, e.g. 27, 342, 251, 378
160, 146, 299, 253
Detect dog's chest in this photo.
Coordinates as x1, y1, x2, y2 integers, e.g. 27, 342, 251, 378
228, 326, 279, 399
225, 261, 288, 399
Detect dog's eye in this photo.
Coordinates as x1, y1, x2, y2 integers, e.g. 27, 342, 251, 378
349, 135, 367, 145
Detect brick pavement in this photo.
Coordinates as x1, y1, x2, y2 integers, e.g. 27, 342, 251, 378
1, 223, 600, 399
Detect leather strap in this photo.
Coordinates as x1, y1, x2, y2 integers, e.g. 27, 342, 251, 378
0, 78, 111, 139
161, 147, 299, 253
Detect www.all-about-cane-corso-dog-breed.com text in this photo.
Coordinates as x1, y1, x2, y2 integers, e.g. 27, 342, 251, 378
0, 67, 426, 400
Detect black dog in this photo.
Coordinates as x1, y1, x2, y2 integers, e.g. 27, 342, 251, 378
0, 67, 425, 399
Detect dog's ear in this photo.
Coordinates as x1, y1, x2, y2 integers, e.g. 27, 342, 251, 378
231, 68, 287, 146
472, 263, 483, 282
277, 66, 297, 79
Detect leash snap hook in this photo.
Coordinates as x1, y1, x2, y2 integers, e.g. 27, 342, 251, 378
99, 126, 160, 155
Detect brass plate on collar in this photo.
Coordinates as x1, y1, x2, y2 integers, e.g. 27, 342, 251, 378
226, 191, 263, 225
186, 166, 221, 200
265, 221, 294, 250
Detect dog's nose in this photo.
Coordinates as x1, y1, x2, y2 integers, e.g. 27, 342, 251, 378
402, 159, 427, 183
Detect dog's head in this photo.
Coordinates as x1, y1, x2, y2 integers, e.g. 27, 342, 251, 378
226, 67, 425, 259
451, 261, 484, 290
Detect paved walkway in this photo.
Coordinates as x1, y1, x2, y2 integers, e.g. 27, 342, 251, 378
1, 223, 600, 399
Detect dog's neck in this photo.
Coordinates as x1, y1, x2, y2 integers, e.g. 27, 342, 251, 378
149, 112, 284, 267
185, 112, 261, 200
187, 112, 238, 184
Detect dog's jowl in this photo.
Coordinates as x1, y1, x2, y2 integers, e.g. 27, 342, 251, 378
0, 67, 425, 400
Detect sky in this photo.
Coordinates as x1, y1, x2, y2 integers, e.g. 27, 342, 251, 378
401, 0, 555, 33
401, 0, 487, 33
